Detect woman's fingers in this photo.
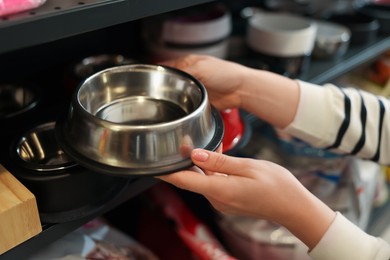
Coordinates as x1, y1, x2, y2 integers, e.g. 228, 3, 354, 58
191, 149, 253, 177
157, 148, 254, 196
157, 169, 216, 195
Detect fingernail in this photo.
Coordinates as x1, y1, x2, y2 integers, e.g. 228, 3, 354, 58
192, 149, 209, 162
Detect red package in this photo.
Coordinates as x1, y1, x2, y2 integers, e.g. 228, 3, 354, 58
149, 183, 237, 260
369, 56, 390, 86
0, 0, 46, 16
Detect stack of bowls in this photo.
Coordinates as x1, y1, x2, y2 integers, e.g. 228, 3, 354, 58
142, 2, 232, 61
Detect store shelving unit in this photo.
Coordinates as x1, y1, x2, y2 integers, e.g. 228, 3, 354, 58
0, 0, 212, 55
0, 1, 390, 259
0, 1, 214, 259
305, 35, 390, 85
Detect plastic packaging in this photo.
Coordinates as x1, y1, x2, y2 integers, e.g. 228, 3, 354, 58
148, 183, 237, 260
28, 218, 159, 259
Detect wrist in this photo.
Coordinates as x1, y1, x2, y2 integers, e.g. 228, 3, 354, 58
278, 191, 336, 250
238, 68, 300, 128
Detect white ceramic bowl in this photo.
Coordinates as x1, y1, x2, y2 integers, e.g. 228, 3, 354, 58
142, 2, 232, 61
146, 39, 230, 61
247, 12, 317, 57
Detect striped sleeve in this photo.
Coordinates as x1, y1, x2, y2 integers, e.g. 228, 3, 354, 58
309, 212, 390, 260
284, 80, 390, 165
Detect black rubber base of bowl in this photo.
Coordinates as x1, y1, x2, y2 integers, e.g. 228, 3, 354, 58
39, 179, 129, 223
56, 107, 224, 177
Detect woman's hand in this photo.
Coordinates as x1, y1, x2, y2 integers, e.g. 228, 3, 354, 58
161, 54, 248, 110
158, 148, 336, 250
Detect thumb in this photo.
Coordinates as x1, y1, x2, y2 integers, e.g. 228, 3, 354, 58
191, 148, 249, 176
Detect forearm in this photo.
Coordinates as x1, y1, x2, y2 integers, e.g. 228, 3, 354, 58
238, 68, 300, 129
275, 185, 336, 251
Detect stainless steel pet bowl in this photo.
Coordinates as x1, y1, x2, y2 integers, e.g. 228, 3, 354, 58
11, 121, 128, 223
16, 122, 75, 171
56, 64, 224, 176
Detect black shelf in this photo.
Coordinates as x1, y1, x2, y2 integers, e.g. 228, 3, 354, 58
0, 0, 214, 55
304, 35, 390, 85
231, 35, 390, 86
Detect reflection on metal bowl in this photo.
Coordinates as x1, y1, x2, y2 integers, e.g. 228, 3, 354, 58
16, 122, 75, 171
57, 64, 224, 176
10, 121, 128, 223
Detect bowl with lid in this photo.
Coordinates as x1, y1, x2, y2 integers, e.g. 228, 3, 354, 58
56, 64, 224, 176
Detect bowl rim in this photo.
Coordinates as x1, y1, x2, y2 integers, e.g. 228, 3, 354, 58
13, 121, 77, 172
73, 64, 209, 130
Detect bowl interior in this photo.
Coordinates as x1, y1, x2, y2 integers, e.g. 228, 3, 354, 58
16, 122, 75, 171
78, 65, 203, 125
96, 97, 188, 124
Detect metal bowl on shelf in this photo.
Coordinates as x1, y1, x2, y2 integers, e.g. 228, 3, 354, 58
312, 20, 351, 60
10, 121, 128, 223
56, 64, 224, 176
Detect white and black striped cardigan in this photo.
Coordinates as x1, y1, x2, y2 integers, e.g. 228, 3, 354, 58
285, 80, 390, 165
